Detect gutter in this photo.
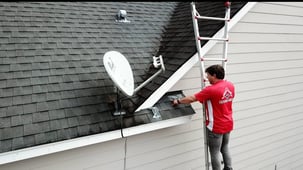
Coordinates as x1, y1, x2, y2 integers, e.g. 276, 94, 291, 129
0, 116, 192, 165
0, 130, 122, 165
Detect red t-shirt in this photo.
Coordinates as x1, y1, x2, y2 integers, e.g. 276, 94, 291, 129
194, 80, 235, 134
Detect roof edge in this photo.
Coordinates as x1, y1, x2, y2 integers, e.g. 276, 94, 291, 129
0, 130, 122, 165
136, 2, 257, 111
0, 115, 193, 165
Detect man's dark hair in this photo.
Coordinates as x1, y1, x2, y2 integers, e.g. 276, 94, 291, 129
205, 64, 225, 79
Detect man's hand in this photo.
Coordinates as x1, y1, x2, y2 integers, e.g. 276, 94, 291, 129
171, 95, 197, 106
172, 99, 180, 106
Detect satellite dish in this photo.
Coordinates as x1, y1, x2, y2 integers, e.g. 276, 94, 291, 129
103, 51, 134, 97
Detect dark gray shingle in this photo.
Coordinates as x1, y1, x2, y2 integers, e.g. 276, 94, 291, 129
0, 2, 246, 154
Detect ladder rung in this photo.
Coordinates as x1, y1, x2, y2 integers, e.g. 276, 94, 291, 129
201, 57, 227, 61
195, 15, 229, 21
198, 36, 228, 41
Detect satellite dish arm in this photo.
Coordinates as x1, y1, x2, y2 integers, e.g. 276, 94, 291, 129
133, 68, 163, 94
133, 55, 165, 94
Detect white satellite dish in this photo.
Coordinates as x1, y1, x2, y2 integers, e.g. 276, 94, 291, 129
103, 51, 134, 97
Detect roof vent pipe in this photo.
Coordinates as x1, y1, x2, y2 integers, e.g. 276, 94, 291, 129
116, 10, 130, 23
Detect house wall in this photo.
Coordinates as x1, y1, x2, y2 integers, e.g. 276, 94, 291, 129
172, 2, 303, 170
1, 120, 206, 170
1, 2, 303, 170
228, 2, 303, 170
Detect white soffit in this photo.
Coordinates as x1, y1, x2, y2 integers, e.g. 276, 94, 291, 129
136, 2, 257, 111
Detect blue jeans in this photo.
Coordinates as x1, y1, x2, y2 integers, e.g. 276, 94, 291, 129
207, 129, 232, 170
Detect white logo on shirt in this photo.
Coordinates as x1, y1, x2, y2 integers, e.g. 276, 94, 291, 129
219, 87, 233, 104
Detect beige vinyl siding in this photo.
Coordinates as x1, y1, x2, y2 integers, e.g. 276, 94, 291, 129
2, 2, 303, 170
229, 2, 303, 170
124, 120, 205, 170
171, 2, 303, 170
167, 68, 205, 170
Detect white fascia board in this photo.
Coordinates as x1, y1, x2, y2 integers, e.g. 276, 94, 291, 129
136, 2, 257, 111
0, 130, 122, 165
122, 115, 192, 137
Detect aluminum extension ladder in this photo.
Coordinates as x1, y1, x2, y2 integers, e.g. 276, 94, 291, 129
190, 1, 231, 170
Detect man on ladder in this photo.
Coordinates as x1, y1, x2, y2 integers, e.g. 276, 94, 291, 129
172, 2, 235, 170
172, 64, 235, 170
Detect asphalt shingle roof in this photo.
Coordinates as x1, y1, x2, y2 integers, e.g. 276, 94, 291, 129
0, 2, 247, 153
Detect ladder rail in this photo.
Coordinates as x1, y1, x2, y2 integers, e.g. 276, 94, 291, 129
191, 2, 207, 82
222, 2, 231, 70
191, 2, 209, 170
191, 2, 231, 170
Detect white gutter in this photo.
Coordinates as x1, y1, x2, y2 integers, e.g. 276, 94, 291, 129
136, 2, 257, 111
0, 115, 193, 165
0, 130, 122, 165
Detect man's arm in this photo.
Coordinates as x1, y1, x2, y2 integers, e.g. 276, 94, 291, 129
172, 95, 197, 106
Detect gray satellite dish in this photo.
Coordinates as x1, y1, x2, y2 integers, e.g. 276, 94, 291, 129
103, 51, 134, 97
